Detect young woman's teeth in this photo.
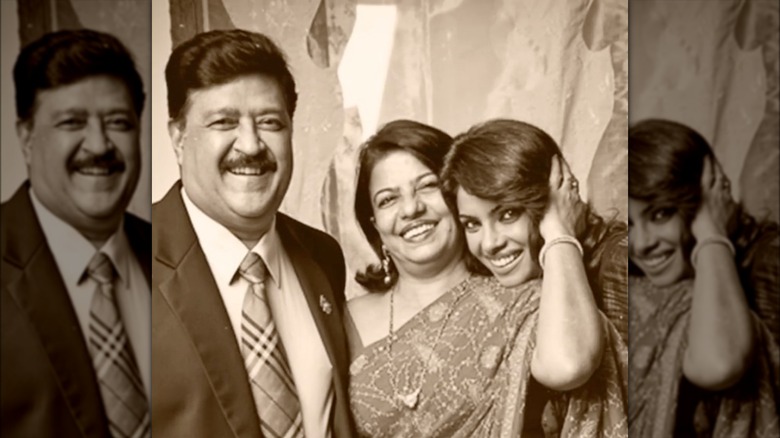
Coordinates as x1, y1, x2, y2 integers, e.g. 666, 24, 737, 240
403, 223, 434, 240
644, 253, 670, 268
491, 252, 519, 268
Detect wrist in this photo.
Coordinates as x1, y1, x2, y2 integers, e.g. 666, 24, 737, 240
691, 235, 735, 267
538, 235, 583, 269
540, 223, 575, 241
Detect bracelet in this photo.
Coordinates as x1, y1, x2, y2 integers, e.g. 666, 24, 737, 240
538, 235, 584, 269
690, 235, 735, 266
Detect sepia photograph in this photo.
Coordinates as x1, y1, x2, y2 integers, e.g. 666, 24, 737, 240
15, 0, 780, 437
150, 0, 627, 437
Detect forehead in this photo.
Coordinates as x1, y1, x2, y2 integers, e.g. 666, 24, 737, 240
33, 75, 133, 115
183, 74, 288, 117
369, 150, 432, 190
456, 188, 497, 215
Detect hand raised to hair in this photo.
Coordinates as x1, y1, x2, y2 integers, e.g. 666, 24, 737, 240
540, 155, 587, 241
691, 155, 737, 241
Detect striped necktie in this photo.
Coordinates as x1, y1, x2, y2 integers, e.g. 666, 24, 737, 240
85, 251, 149, 437
236, 251, 303, 437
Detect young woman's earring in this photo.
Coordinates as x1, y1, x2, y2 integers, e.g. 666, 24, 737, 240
381, 244, 392, 285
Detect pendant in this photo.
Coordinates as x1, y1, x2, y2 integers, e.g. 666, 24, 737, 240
398, 388, 421, 409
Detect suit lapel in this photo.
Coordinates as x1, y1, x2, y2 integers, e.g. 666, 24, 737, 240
276, 216, 351, 402
154, 184, 262, 437
2, 185, 108, 437
124, 214, 151, 287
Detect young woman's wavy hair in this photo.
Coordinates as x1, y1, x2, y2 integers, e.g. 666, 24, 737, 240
441, 119, 626, 287
628, 119, 774, 279
354, 120, 465, 292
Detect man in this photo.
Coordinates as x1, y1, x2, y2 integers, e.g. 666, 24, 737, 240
1, 30, 150, 437
153, 29, 355, 437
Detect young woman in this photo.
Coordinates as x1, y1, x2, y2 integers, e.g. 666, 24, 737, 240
440, 118, 629, 344
628, 119, 778, 436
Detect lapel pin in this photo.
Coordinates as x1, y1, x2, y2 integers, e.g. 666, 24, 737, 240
319, 295, 332, 315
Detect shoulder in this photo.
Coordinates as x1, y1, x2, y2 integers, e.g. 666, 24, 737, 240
347, 291, 386, 318
598, 224, 628, 259
471, 275, 541, 310
347, 291, 388, 347
278, 213, 340, 248
277, 213, 344, 267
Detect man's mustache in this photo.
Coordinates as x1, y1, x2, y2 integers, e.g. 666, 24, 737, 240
68, 150, 126, 173
220, 152, 278, 173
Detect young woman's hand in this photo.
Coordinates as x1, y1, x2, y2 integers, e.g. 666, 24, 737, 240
691, 155, 737, 241
540, 155, 586, 241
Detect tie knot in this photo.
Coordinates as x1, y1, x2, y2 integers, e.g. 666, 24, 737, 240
86, 252, 115, 285
238, 251, 267, 285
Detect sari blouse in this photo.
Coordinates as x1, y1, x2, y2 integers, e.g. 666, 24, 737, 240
348, 275, 628, 437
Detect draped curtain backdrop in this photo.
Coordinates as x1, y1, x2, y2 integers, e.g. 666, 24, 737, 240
153, 0, 627, 299
630, 0, 778, 224
0, 0, 152, 221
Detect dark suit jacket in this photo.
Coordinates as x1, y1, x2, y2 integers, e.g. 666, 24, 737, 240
152, 182, 355, 438
1, 182, 151, 437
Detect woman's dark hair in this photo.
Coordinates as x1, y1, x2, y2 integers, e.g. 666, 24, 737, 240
628, 119, 775, 279
441, 118, 626, 286
165, 29, 297, 122
14, 29, 145, 122
354, 120, 460, 292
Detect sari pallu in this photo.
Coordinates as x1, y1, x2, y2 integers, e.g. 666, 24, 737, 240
348, 275, 627, 437
628, 276, 780, 437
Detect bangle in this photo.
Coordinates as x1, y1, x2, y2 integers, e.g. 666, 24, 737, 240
690, 235, 735, 266
538, 235, 584, 269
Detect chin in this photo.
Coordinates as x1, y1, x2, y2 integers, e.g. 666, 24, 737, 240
494, 269, 533, 288
75, 198, 125, 220
227, 196, 278, 219
646, 272, 685, 287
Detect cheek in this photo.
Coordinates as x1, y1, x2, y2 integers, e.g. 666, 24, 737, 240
430, 198, 456, 226
372, 208, 396, 236
113, 134, 140, 161
33, 132, 74, 168
657, 221, 685, 247
464, 231, 482, 256
507, 219, 533, 245
185, 134, 224, 168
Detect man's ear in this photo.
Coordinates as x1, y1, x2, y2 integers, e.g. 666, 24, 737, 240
168, 119, 185, 166
16, 120, 33, 166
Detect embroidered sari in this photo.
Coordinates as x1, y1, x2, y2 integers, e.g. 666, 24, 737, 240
348, 275, 627, 437
629, 276, 779, 437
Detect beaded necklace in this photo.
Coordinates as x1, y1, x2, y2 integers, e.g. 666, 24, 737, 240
386, 276, 471, 409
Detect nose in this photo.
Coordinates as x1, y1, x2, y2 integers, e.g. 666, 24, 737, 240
82, 119, 113, 155
630, 222, 657, 256
233, 120, 265, 156
400, 193, 425, 219
481, 223, 506, 255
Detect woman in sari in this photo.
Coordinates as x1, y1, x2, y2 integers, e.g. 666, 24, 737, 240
347, 119, 626, 437
628, 119, 779, 437
440, 118, 628, 435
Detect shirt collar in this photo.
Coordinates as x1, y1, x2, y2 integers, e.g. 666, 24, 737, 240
29, 187, 129, 286
180, 187, 282, 288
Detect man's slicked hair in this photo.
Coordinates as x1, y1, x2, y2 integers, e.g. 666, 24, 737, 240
13, 29, 145, 122
165, 29, 297, 122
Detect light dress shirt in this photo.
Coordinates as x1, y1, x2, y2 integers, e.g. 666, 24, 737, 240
29, 188, 151, 397
181, 188, 334, 438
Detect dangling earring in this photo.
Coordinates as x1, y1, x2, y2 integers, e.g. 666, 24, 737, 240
381, 245, 392, 285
